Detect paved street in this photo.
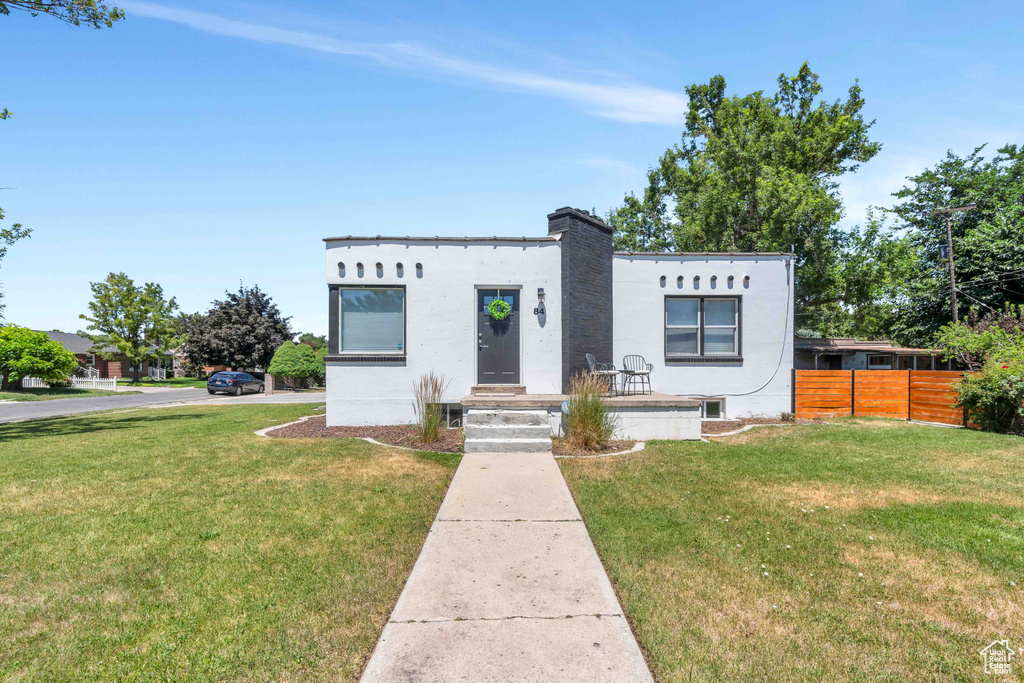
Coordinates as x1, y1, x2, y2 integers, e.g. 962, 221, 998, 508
0, 389, 326, 424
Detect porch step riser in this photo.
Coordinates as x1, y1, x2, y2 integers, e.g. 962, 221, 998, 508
465, 409, 550, 427
464, 425, 552, 440
470, 385, 526, 395
463, 439, 552, 454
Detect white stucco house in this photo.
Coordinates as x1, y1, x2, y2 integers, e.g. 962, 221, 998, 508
323, 207, 794, 443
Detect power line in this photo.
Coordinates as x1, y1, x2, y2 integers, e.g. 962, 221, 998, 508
957, 269, 1024, 289
955, 287, 1000, 313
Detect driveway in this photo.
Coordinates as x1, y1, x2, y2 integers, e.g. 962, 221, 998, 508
0, 389, 326, 424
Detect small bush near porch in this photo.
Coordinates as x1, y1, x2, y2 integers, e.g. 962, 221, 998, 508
0, 405, 459, 681
560, 419, 1024, 681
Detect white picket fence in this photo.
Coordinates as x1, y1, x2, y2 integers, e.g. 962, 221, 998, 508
149, 367, 167, 381
72, 377, 118, 390
7, 376, 117, 390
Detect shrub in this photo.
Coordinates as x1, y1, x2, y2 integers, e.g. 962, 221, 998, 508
179, 360, 205, 378
939, 308, 1024, 433
956, 361, 1024, 434
564, 372, 615, 452
267, 341, 316, 380
0, 326, 79, 390
412, 371, 450, 443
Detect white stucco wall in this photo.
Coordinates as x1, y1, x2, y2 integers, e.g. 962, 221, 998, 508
325, 239, 562, 425
612, 254, 794, 418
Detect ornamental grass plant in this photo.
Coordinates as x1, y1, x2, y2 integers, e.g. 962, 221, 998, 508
412, 371, 450, 443
564, 372, 615, 452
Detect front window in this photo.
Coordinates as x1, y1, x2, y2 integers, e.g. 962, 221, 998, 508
340, 288, 405, 353
867, 355, 892, 369
666, 297, 739, 357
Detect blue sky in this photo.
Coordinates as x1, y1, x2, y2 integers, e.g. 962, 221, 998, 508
2, 0, 1021, 335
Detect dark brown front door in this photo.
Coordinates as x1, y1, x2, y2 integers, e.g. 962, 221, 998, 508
477, 288, 520, 384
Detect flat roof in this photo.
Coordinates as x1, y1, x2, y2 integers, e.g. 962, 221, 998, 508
323, 235, 560, 243
615, 251, 793, 257
322, 236, 790, 256
794, 337, 939, 355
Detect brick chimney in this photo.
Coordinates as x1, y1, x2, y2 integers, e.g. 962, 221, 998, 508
547, 207, 614, 391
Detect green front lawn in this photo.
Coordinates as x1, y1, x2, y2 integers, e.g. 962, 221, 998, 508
0, 405, 460, 681
115, 377, 208, 388
0, 388, 141, 401
560, 419, 1024, 681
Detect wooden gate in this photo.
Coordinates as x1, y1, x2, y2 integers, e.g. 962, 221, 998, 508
794, 370, 966, 425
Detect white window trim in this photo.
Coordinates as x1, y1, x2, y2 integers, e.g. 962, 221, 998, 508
338, 286, 406, 355
701, 398, 726, 419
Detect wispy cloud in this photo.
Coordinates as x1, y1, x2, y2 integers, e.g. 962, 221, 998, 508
121, 2, 688, 125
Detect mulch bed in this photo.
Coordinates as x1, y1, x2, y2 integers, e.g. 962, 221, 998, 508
267, 415, 464, 453
552, 438, 635, 456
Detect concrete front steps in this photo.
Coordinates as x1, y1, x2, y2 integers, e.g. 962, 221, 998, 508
464, 408, 553, 453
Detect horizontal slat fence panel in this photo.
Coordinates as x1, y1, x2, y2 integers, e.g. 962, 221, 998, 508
794, 369, 970, 424
909, 370, 965, 426
794, 370, 852, 418
854, 370, 909, 419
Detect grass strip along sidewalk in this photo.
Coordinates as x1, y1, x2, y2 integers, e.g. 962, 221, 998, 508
0, 404, 459, 682
561, 419, 1024, 681
0, 388, 143, 401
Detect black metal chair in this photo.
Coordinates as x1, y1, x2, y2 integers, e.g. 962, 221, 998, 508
621, 355, 653, 395
586, 353, 619, 396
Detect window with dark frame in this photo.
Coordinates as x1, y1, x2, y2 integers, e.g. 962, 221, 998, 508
665, 297, 740, 358
339, 287, 405, 354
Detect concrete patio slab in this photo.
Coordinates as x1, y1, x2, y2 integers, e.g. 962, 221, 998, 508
436, 452, 580, 521
361, 615, 651, 683
390, 521, 620, 621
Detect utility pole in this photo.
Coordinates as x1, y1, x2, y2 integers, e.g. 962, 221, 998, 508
926, 204, 975, 324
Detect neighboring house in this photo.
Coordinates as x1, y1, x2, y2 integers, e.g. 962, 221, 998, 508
322, 207, 794, 427
170, 349, 228, 376
794, 337, 954, 371
38, 330, 157, 379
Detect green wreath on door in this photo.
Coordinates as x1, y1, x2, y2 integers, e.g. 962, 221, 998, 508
487, 298, 512, 320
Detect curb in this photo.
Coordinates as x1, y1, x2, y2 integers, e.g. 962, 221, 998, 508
554, 441, 646, 459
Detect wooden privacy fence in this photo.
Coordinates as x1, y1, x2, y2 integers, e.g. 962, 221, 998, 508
794, 370, 966, 425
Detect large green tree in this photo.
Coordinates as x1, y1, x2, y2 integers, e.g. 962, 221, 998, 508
801, 212, 915, 339
0, 325, 79, 390
0, 0, 123, 318
609, 62, 882, 333
180, 285, 292, 371
887, 144, 1024, 347
0, 1, 123, 27
79, 273, 179, 383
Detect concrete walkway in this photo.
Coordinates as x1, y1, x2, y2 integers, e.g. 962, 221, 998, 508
360, 452, 653, 682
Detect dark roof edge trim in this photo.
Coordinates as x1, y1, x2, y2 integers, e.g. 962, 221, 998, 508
323, 235, 561, 243
615, 251, 794, 257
